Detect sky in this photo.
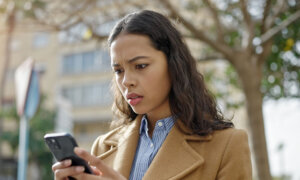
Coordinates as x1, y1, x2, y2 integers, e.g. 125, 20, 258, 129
264, 98, 300, 180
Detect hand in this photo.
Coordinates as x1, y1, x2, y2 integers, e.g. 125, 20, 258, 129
52, 159, 91, 180
71, 147, 127, 180
52, 147, 125, 180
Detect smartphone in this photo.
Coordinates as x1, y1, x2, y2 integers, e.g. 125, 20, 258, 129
44, 132, 94, 175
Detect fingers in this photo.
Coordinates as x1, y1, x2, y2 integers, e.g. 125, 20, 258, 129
74, 148, 126, 180
74, 147, 111, 173
54, 166, 85, 180
72, 173, 101, 180
52, 159, 85, 180
52, 160, 71, 172
91, 166, 102, 176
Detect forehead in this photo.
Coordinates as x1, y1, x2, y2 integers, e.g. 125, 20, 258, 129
110, 34, 155, 60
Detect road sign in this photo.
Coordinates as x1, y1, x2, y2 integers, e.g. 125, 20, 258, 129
15, 58, 34, 116
14, 57, 40, 180
24, 69, 40, 119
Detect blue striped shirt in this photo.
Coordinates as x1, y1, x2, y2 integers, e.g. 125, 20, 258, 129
129, 115, 175, 180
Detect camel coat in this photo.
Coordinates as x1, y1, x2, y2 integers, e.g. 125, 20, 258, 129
91, 115, 252, 180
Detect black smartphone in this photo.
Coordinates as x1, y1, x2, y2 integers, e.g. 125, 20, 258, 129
44, 132, 94, 175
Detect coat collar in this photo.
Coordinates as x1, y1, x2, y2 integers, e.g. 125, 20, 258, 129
99, 115, 142, 178
143, 120, 212, 180
99, 115, 212, 179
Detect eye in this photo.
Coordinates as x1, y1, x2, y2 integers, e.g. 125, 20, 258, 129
113, 68, 124, 74
136, 64, 148, 69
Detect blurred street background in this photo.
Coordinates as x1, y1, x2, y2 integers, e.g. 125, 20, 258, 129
0, 0, 299, 180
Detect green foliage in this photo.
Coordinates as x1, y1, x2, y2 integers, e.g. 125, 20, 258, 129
225, 64, 240, 89
262, 7, 300, 99
203, 62, 244, 111
203, 0, 299, 102
0, 106, 19, 153
203, 1, 300, 103
184, 0, 204, 12
23, 0, 46, 18
218, 64, 244, 110
28, 100, 55, 180
0, 0, 46, 19
0, 96, 56, 180
224, 30, 242, 48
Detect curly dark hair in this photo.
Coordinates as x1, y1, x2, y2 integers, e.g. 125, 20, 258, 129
108, 10, 233, 136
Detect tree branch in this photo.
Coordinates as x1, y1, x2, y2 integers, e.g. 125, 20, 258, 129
240, 0, 252, 27
258, 39, 273, 66
159, 0, 234, 62
41, 0, 94, 28
265, 0, 287, 30
260, 0, 272, 34
239, 0, 255, 50
261, 10, 300, 44
196, 55, 224, 62
203, 0, 224, 42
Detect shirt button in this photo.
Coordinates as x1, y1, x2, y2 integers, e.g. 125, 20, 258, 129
150, 143, 154, 148
158, 122, 163, 127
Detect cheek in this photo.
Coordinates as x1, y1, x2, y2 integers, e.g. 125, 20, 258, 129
146, 69, 171, 93
115, 77, 124, 92
153, 67, 170, 85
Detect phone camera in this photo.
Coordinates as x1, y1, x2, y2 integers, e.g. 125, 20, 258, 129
47, 138, 61, 150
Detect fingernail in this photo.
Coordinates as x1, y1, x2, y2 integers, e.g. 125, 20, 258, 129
76, 166, 84, 172
64, 159, 71, 166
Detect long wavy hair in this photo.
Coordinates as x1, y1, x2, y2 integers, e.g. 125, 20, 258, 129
108, 10, 233, 136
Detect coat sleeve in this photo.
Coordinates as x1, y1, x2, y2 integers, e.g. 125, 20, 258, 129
217, 129, 252, 180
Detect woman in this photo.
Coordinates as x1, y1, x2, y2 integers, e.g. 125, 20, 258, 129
52, 10, 252, 180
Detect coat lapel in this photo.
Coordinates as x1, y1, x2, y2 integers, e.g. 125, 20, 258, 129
99, 117, 212, 180
99, 115, 143, 179
143, 123, 212, 180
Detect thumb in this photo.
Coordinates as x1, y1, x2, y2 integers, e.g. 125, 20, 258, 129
74, 147, 112, 174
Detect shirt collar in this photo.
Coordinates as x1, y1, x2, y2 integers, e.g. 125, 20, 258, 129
139, 115, 149, 135
139, 115, 175, 136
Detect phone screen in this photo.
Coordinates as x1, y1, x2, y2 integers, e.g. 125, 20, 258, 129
44, 132, 93, 174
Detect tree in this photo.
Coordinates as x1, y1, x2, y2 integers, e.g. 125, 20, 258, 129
49, 1, 298, 179
0, 96, 56, 180
4, 0, 299, 179
152, 1, 300, 180
263, 6, 300, 99
0, 0, 47, 163
0, 0, 16, 162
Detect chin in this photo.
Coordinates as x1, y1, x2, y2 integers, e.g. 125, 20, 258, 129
131, 106, 148, 115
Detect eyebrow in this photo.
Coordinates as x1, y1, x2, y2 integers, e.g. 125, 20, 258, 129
111, 56, 149, 67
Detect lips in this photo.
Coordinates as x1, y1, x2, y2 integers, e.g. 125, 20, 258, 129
126, 93, 143, 106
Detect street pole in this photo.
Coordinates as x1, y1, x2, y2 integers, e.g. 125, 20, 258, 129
15, 58, 39, 180
17, 115, 29, 180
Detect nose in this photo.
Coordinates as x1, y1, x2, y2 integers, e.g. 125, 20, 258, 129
122, 71, 136, 88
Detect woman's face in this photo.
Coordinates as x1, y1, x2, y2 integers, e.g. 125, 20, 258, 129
110, 34, 172, 120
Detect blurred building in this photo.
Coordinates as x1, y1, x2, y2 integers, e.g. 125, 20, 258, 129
0, 12, 114, 179
0, 17, 113, 147
0, 2, 249, 179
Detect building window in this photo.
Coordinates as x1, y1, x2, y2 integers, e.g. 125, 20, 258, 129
61, 81, 112, 107
5, 68, 15, 81
61, 50, 110, 74
32, 32, 49, 48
